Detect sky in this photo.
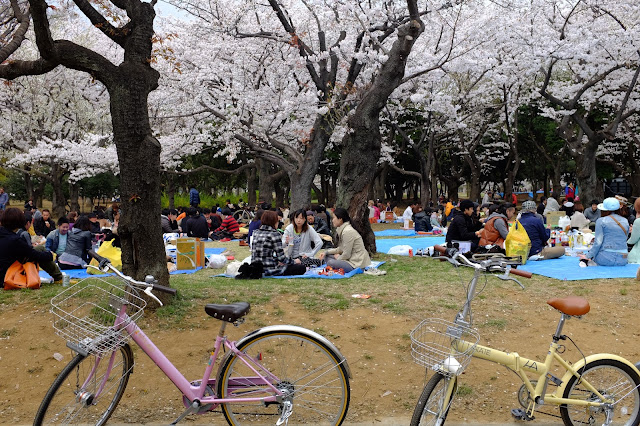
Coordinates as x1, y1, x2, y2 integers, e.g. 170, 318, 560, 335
155, 0, 192, 20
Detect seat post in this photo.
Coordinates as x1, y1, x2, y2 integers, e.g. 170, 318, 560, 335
553, 313, 569, 341
218, 321, 227, 337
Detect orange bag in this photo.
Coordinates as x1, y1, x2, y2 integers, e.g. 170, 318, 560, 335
4, 261, 41, 290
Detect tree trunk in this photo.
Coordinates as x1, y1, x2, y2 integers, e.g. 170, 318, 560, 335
274, 176, 286, 208
374, 166, 387, 201
108, 64, 169, 291
50, 164, 66, 219
575, 143, 602, 204
246, 166, 257, 206
69, 182, 80, 212
258, 159, 274, 206
166, 175, 176, 210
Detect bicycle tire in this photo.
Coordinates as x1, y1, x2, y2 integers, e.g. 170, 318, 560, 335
560, 359, 640, 426
34, 344, 134, 426
410, 372, 456, 426
217, 328, 350, 425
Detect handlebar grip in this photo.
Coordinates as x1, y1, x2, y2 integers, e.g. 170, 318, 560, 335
509, 268, 533, 278
88, 250, 110, 266
152, 284, 177, 296
433, 245, 447, 254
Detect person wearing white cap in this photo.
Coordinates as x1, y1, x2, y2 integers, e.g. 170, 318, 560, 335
579, 197, 629, 266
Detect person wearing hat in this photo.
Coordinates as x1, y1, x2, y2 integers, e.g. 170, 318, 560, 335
446, 199, 480, 250
579, 197, 629, 266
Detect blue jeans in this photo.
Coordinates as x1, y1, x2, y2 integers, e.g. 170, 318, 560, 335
594, 251, 628, 266
326, 259, 354, 273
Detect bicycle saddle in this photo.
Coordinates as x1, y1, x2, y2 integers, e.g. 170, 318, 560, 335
205, 302, 251, 323
547, 296, 590, 316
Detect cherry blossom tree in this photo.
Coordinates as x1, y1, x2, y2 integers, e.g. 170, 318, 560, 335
1, 0, 170, 287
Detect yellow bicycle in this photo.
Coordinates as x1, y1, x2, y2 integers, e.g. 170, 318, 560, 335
410, 245, 640, 426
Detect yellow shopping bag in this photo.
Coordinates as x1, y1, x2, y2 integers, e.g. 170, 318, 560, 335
505, 220, 531, 264
88, 240, 122, 274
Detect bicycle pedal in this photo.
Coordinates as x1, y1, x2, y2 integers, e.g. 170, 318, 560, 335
511, 408, 535, 421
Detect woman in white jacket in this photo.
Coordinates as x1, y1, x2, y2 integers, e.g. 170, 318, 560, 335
282, 209, 324, 267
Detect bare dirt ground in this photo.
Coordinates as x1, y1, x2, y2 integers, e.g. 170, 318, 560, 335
1, 277, 639, 425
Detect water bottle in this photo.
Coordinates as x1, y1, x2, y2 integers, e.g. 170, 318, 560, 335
62, 273, 70, 287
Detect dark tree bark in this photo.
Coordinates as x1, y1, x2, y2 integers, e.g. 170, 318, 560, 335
69, 182, 80, 212
336, 2, 424, 253
50, 164, 66, 219
0, 0, 170, 290
246, 166, 257, 206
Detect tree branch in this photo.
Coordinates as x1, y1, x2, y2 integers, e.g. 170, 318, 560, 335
72, 0, 128, 47
388, 162, 421, 179
164, 163, 255, 176
0, 0, 30, 64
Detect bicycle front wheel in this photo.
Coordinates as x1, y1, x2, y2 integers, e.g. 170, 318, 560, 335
560, 359, 640, 426
34, 344, 134, 425
217, 329, 350, 425
410, 373, 456, 426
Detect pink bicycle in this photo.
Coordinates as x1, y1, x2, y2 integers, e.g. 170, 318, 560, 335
34, 252, 351, 425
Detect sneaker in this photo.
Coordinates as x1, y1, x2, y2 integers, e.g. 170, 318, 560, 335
239, 240, 249, 246
220, 238, 231, 242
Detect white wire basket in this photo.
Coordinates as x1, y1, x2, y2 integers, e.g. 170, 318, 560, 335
410, 318, 480, 376
50, 277, 147, 356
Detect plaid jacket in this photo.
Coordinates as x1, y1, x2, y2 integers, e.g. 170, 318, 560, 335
251, 225, 290, 275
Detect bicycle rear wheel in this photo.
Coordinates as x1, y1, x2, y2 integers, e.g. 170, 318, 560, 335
560, 359, 640, 426
217, 329, 350, 425
34, 344, 134, 425
410, 373, 456, 426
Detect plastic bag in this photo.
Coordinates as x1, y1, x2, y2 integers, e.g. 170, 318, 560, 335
226, 261, 243, 276
88, 239, 122, 274
558, 216, 571, 232
505, 220, 531, 264
207, 254, 227, 269
387, 245, 414, 256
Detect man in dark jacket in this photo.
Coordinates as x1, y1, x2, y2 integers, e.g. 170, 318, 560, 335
34, 209, 56, 236
445, 199, 480, 250
161, 209, 179, 233
182, 208, 209, 239
189, 187, 200, 208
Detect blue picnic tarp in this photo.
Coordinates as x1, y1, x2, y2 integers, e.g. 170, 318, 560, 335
518, 256, 639, 281
375, 237, 446, 255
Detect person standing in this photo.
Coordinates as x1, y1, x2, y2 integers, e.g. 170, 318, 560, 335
0, 187, 8, 211
189, 187, 200, 208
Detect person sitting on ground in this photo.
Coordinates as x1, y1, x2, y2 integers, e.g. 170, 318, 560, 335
477, 204, 509, 250
87, 212, 101, 234
627, 198, 640, 264
18, 211, 35, 246
543, 192, 560, 215
559, 196, 575, 217
519, 200, 564, 260
46, 217, 70, 258
226, 199, 235, 210
182, 207, 209, 239
505, 203, 517, 224
413, 205, 432, 233
0, 208, 59, 287
446, 199, 481, 251
210, 207, 239, 240
308, 210, 330, 236
105, 203, 119, 223
537, 196, 546, 215
318, 208, 371, 273
58, 215, 93, 269
430, 209, 442, 229
161, 208, 179, 233
282, 209, 323, 267
402, 201, 416, 229
251, 210, 306, 276
579, 197, 629, 266
67, 211, 78, 229
570, 203, 591, 230
97, 212, 111, 229
247, 209, 264, 241
34, 208, 56, 236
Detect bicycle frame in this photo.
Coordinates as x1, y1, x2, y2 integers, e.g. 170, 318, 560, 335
92, 303, 285, 408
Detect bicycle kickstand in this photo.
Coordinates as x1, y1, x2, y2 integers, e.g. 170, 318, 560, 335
171, 401, 201, 425
276, 400, 293, 426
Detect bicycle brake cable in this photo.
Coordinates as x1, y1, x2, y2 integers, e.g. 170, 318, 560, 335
563, 334, 587, 384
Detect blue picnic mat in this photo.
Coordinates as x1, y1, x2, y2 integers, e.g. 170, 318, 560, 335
204, 248, 226, 256
375, 237, 446, 254
375, 229, 418, 237
518, 256, 639, 281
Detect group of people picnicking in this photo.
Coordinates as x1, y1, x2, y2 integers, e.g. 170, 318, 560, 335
163, 201, 372, 277
0, 201, 121, 287
440, 190, 640, 269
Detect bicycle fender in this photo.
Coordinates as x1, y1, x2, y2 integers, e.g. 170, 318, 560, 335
228, 325, 352, 378
555, 353, 640, 396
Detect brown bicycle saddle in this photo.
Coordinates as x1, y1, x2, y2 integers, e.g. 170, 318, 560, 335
547, 296, 590, 316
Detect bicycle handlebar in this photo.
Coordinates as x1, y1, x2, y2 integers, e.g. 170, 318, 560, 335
88, 250, 177, 296
432, 245, 532, 279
